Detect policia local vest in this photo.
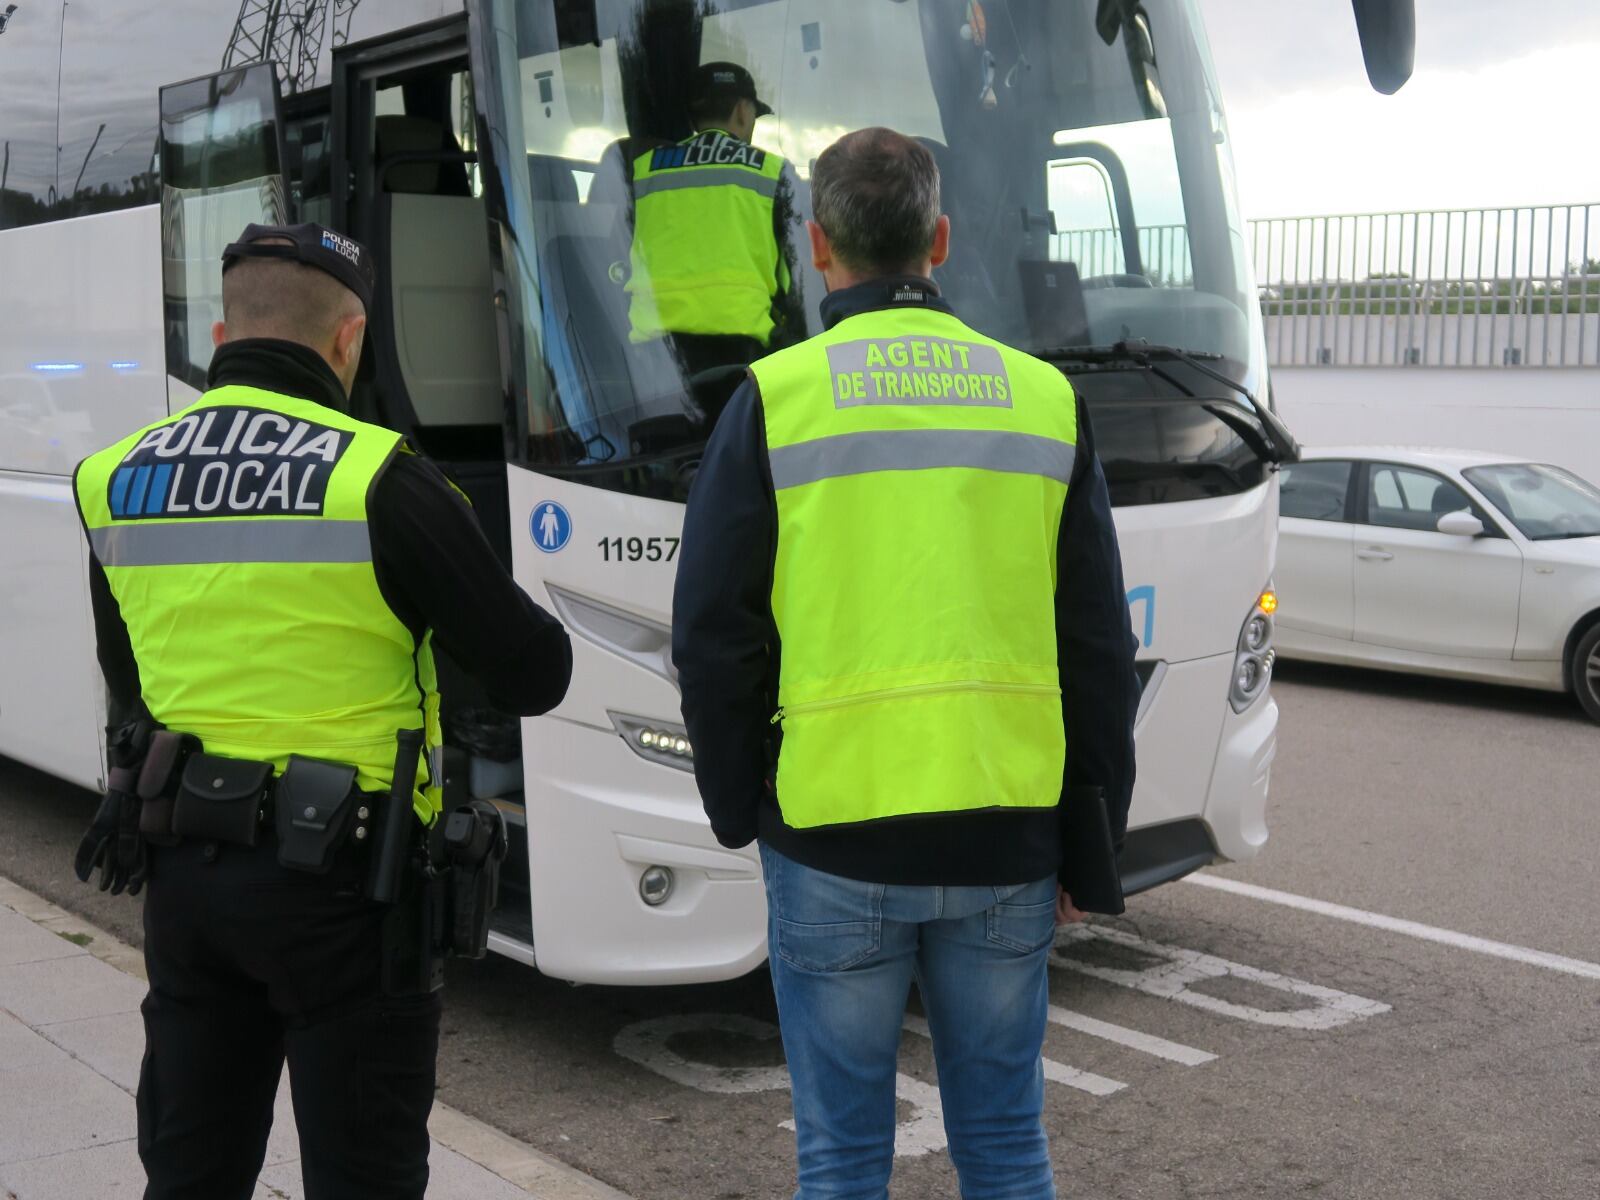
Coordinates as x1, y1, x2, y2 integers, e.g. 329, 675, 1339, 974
74, 385, 442, 824
628, 128, 789, 345
750, 302, 1079, 830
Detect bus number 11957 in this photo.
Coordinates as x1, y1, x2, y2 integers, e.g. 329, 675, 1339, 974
598, 536, 680, 563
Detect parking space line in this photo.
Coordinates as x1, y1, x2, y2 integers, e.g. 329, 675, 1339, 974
1184, 873, 1600, 981
1039, 1057, 1127, 1097
1047, 1005, 1217, 1066
902, 1015, 1127, 1096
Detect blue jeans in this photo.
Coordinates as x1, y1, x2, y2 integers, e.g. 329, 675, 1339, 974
760, 842, 1058, 1200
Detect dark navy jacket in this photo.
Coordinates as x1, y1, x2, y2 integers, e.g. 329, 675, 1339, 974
671, 278, 1139, 886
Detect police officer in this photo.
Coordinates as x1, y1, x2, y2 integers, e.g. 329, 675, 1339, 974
672, 129, 1139, 1198
622, 61, 804, 375
71, 224, 572, 1200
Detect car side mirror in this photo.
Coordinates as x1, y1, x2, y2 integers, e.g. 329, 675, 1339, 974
1436, 510, 1484, 537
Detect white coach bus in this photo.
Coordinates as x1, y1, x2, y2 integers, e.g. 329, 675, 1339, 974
0, 0, 1410, 984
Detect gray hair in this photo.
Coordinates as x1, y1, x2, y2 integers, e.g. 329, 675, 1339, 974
811, 127, 941, 275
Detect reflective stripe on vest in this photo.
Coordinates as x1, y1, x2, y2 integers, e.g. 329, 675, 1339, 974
628, 129, 787, 344
750, 306, 1078, 830
74, 384, 442, 823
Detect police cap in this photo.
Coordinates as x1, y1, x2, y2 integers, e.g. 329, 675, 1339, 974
692, 61, 773, 118
221, 223, 376, 314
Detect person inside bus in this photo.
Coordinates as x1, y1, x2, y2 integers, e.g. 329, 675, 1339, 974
672, 127, 1139, 1199
594, 61, 806, 388
70, 223, 572, 1200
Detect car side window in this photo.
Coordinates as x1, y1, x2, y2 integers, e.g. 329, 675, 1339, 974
1364, 464, 1487, 533
1280, 460, 1352, 521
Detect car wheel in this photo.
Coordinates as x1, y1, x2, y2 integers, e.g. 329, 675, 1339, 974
1571, 623, 1600, 724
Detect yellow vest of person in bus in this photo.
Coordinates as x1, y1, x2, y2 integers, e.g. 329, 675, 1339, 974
73, 385, 442, 823
750, 301, 1079, 829
627, 128, 789, 345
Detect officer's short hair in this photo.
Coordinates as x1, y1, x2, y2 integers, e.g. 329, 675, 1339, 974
812, 128, 941, 275
221, 238, 364, 345
689, 94, 740, 127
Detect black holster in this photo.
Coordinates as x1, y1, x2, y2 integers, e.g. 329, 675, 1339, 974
439, 800, 508, 960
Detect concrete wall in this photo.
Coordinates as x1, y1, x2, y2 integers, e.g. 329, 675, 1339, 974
1270, 366, 1600, 484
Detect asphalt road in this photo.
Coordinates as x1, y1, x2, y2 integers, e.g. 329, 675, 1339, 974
3, 662, 1597, 1199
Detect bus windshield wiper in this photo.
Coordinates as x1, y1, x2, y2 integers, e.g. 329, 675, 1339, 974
1035, 339, 1301, 464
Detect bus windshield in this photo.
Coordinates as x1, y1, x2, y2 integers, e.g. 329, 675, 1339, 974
478, 0, 1262, 495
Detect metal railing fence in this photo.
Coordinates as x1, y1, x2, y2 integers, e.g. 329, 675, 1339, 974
1052, 206, 1600, 366
1252, 205, 1600, 367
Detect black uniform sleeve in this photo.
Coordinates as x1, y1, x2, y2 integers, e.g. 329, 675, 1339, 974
368, 453, 572, 717
1057, 395, 1140, 846
770, 161, 807, 346
671, 378, 777, 848
85, 551, 143, 728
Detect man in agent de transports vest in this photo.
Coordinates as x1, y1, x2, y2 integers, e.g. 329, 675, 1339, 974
622, 60, 804, 376
72, 223, 572, 1199
673, 129, 1139, 1199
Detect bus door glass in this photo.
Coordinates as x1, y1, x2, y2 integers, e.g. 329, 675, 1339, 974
158, 63, 290, 401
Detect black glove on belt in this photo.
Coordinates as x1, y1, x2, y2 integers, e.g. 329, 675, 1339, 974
74, 765, 148, 896
74, 721, 156, 897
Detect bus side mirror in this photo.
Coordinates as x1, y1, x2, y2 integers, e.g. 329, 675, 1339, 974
1351, 0, 1416, 94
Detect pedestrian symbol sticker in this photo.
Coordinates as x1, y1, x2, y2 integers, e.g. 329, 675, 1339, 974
531, 501, 572, 553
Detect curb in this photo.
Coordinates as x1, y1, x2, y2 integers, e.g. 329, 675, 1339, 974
0, 875, 633, 1200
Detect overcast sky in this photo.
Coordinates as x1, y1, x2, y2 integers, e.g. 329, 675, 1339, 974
1203, 0, 1600, 218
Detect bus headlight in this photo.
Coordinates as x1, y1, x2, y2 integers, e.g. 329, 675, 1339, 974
1229, 586, 1276, 713
610, 712, 695, 772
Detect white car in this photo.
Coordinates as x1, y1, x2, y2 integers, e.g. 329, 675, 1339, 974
1274, 447, 1600, 721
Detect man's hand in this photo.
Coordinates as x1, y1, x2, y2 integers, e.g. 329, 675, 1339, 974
1056, 885, 1087, 926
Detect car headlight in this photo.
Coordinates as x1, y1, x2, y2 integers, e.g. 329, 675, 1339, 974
1230, 585, 1276, 713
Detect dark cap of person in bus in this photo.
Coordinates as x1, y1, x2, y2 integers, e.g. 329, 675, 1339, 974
222, 222, 376, 314
692, 62, 773, 118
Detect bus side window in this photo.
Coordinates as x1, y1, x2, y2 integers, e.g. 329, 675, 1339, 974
0, 0, 63, 230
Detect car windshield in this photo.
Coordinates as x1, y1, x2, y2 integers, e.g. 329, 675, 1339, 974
478, 0, 1262, 491
1464, 463, 1600, 540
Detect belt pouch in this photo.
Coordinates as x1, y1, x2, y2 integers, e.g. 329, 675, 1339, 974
172, 754, 272, 846
137, 731, 199, 845
274, 755, 360, 873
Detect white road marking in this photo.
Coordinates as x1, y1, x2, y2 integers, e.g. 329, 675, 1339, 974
1183, 873, 1600, 982
902, 1015, 1127, 1096
1046, 1005, 1217, 1066
614, 1013, 947, 1157
1039, 1057, 1127, 1097
1052, 924, 1391, 1029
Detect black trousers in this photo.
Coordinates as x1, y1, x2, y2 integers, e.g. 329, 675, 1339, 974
137, 837, 441, 1200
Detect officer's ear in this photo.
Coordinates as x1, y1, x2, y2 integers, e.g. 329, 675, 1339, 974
211, 321, 228, 349
807, 220, 832, 273
334, 313, 367, 371
929, 214, 951, 270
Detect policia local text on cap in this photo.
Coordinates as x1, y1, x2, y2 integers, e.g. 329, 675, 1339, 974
71, 222, 573, 1200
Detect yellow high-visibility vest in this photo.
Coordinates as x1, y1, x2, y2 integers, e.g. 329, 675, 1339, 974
628, 128, 789, 345
74, 384, 442, 822
749, 303, 1079, 829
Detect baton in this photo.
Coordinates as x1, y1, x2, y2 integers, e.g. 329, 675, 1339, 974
370, 728, 425, 904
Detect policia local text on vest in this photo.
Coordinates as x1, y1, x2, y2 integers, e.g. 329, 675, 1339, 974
621, 61, 803, 375
71, 223, 571, 1200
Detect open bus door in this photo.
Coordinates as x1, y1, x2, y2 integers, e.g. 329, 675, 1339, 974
158, 62, 290, 407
